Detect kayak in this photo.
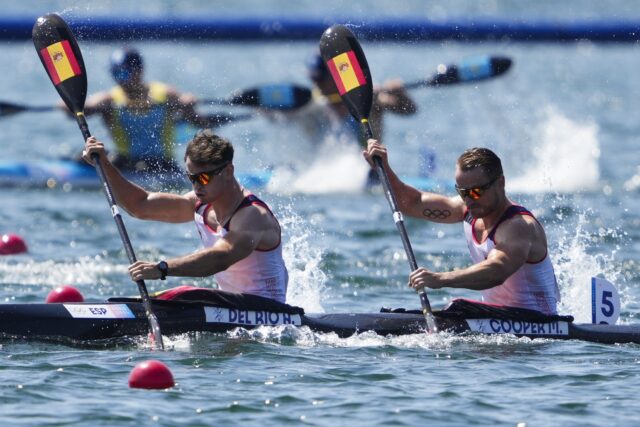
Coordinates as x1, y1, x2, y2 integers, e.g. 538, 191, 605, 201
0, 158, 453, 192
0, 159, 271, 191
1, 290, 637, 345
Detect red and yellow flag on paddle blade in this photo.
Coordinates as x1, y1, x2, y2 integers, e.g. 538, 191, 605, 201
326, 50, 367, 95
39, 40, 82, 85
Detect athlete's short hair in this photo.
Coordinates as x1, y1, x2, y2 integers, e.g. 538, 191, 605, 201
457, 147, 503, 180
185, 129, 234, 166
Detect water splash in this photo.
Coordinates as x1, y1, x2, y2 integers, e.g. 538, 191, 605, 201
509, 107, 600, 194
267, 136, 369, 194
277, 203, 327, 312
551, 210, 629, 323
225, 324, 545, 351
623, 166, 640, 192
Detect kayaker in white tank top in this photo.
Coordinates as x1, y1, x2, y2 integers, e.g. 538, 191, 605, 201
82, 130, 289, 304
363, 140, 560, 315
463, 206, 559, 313
194, 194, 288, 303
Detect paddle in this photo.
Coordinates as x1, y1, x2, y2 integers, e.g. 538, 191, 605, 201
201, 84, 312, 110
2, 57, 508, 119
405, 55, 512, 89
0, 101, 56, 117
316, 54, 512, 108
319, 24, 438, 333
0, 85, 312, 119
202, 56, 510, 109
32, 13, 164, 350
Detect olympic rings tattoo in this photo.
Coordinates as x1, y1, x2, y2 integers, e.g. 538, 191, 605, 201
422, 209, 451, 219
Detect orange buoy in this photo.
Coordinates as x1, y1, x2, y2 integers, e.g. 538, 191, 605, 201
0, 234, 27, 255
45, 285, 85, 303
128, 360, 175, 389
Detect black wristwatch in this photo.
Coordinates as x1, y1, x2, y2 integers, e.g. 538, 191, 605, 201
157, 261, 169, 280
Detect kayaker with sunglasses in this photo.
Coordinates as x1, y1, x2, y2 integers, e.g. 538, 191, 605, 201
363, 139, 559, 314
70, 48, 239, 174
82, 129, 289, 303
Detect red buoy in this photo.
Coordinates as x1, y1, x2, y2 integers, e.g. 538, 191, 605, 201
0, 234, 28, 255
128, 360, 175, 389
46, 285, 85, 303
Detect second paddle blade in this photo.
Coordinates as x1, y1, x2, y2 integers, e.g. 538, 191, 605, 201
228, 84, 312, 110
32, 13, 87, 114
319, 24, 373, 121
429, 55, 513, 86
0, 101, 29, 117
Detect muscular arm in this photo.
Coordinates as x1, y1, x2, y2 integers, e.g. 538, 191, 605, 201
367, 80, 417, 141
363, 139, 465, 223
167, 90, 239, 129
83, 137, 194, 223
134, 205, 277, 279
58, 91, 112, 121
409, 216, 537, 291
81, 92, 113, 118
373, 79, 417, 116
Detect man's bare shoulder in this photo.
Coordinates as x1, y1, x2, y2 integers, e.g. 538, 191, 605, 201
496, 212, 543, 241
229, 202, 277, 231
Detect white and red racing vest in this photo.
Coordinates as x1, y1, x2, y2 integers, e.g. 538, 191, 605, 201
194, 195, 288, 303
463, 205, 560, 314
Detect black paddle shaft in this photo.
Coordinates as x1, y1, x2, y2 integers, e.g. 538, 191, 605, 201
80, 117, 164, 350
74, 115, 141, 268
362, 123, 436, 328
361, 124, 419, 270
32, 13, 164, 350
319, 24, 437, 332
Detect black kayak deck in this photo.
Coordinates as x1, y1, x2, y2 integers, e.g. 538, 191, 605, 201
1, 300, 640, 345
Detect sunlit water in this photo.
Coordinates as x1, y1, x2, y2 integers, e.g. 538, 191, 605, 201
2, 1, 640, 426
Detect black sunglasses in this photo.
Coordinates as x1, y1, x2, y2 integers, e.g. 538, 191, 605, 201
455, 175, 501, 200
186, 162, 229, 185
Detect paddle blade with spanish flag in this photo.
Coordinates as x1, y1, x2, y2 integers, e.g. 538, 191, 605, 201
32, 14, 87, 114
319, 25, 373, 123
326, 51, 367, 96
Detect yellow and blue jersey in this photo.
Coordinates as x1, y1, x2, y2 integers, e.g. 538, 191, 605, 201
110, 82, 175, 163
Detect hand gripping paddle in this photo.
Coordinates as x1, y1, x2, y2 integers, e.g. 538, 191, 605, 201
32, 13, 165, 350
319, 24, 438, 333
